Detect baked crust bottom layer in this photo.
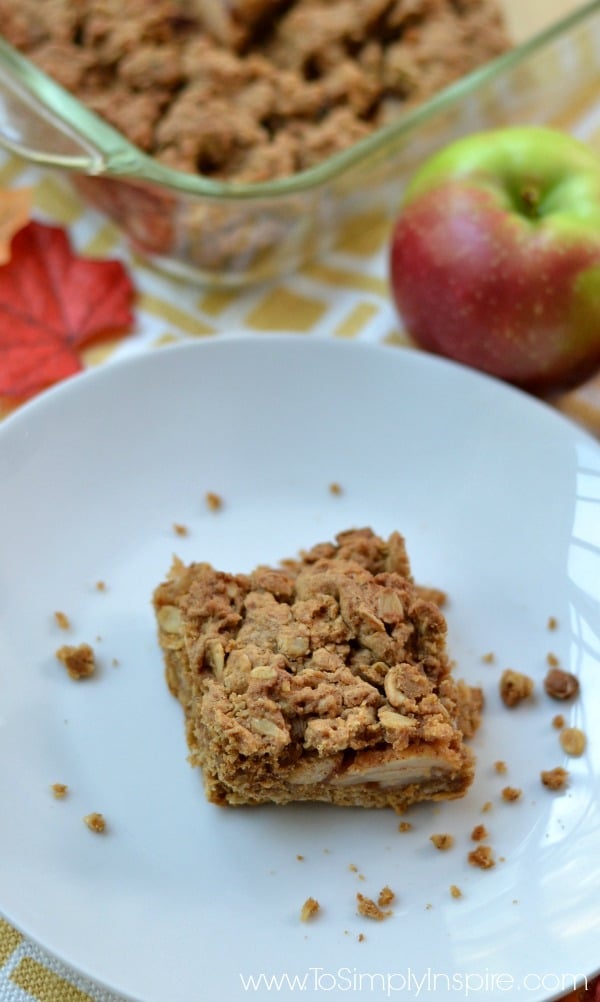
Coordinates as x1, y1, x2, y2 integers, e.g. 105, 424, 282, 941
153, 528, 482, 812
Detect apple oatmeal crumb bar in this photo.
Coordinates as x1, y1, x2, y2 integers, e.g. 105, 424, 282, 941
153, 528, 482, 812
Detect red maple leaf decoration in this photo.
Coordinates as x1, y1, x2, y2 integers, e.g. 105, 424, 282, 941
0, 220, 135, 399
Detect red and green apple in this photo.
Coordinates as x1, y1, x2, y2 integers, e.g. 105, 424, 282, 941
389, 126, 600, 393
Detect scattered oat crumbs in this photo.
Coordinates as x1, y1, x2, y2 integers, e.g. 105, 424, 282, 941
205, 491, 223, 512
546, 652, 560, 667
547, 616, 558, 630
493, 760, 507, 775
481, 800, 493, 814
349, 863, 359, 873
95, 580, 107, 592
173, 523, 189, 536
398, 821, 413, 833
481, 651, 495, 664
544, 667, 580, 701
83, 812, 106, 833
329, 482, 343, 495
358, 933, 365, 943
430, 833, 454, 851
471, 824, 488, 842
300, 897, 320, 922
552, 714, 565, 730
559, 727, 586, 757
377, 886, 395, 908
55, 642, 96, 680
468, 845, 495, 870
296, 854, 304, 861
51, 783, 68, 799
541, 767, 569, 791
499, 669, 534, 708
356, 893, 392, 921
54, 611, 70, 630
449, 885, 462, 899
501, 786, 522, 803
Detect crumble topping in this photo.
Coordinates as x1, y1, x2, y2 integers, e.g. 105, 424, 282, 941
55, 642, 96, 680
153, 528, 482, 812
1, 0, 510, 185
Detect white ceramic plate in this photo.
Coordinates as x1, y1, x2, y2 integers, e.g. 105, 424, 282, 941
1, 338, 599, 1002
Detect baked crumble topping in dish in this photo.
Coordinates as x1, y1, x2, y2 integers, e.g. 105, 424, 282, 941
153, 527, 482, 812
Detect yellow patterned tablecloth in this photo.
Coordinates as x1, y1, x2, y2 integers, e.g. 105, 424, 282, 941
1, 122, 599, 1002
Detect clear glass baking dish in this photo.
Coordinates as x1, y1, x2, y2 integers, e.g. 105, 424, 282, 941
0, 1, 599, 288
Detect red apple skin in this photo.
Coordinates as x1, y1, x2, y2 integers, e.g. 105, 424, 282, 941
389, 129, 600, 394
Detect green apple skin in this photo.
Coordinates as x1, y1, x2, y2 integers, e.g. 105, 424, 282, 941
389, 127, 600, 393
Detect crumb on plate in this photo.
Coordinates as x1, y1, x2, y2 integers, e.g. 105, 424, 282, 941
51, 783, 68, 799
559, 727, 586, 757
357, 892, 392, 921
501, 786, 522, 802
205, 491, 223, 511
540, 767, 569, 791
55, 642, 96, 680
300, 897, 320, 922
430, 833, 454, 851
54, 611, 70, 630
83, 812, 106, 833
544, 667, 580, 701
468, 845, 495, 869
499, 669, 534, 708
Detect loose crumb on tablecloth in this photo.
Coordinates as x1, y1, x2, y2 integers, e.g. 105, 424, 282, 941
430, 833, 454, 851
55, 642, 96, 680
83, 812, 107, 833
300, 897, 320, 922
54, 611, 71, 630
540, 767, 569, 791
51, 783, 69, 799
499, 669, 534, 708
501, 786, 522, 802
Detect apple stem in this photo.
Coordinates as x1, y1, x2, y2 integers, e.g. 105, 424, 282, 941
520, 184, 541, 218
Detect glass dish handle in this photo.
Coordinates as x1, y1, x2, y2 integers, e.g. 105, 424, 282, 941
0, 72, 104, 172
